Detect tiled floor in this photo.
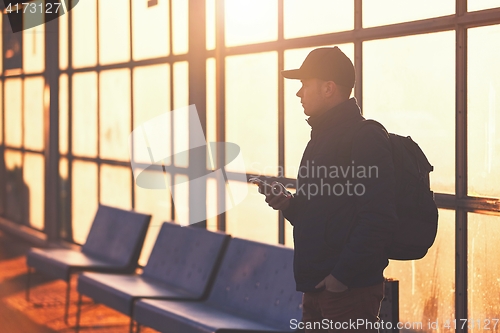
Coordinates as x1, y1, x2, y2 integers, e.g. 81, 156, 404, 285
0, 231, 159, 333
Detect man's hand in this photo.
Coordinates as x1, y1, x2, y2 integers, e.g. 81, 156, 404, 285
265, 192, 291, 211
315, 274, 348, 293
256, 181, 291, 211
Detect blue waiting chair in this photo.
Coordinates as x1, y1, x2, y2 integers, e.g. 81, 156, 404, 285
26, 205, 151, 325
133, 238, 303, 333
76, 221, 230, 333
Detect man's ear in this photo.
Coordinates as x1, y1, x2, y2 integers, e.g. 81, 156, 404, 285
323, 81, 337, 97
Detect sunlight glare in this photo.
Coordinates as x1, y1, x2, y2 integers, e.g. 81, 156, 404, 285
468, 0, 500, 12
363, 0, 454, 28
132, 0, 169, 60
225, 0, 277, 47
284, 0, 353, 39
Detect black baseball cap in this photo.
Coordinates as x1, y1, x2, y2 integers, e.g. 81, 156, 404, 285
281, 47, 355, 88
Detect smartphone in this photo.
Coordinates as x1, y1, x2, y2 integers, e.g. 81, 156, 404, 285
249, 177, 291, 198
249, 177, 273, 195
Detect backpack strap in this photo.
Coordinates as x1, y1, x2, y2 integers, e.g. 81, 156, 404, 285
338, 119, 390, 164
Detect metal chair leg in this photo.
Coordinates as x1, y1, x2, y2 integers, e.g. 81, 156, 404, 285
64, 278, 71, 325
129, 317, 135, 333
129, 300, 136, 333
26, 266, 32, 302
75, 293, 82, 333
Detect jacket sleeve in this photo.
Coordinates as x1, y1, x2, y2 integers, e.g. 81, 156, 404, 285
330, 124, 398, 286
282, 185, 307, 226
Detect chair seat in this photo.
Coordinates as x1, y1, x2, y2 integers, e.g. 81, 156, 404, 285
77, 272, 198, 315
27, 248, 126, 281
134, 299, 291, 333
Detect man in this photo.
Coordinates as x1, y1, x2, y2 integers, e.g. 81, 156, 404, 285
260, 47, 397, 332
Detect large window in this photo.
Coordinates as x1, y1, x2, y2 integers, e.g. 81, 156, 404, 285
363, 31, 456, 194
1, 12, 45, 230
56, 0, 188, 257
468, 24, 500, 198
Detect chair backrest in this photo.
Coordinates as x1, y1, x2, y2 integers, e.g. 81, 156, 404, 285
142, 222, 229, 298
207, 238, 303, 331
82, 205, 151, 271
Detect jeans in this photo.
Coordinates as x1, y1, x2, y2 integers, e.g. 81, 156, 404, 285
302, 282, 384, 333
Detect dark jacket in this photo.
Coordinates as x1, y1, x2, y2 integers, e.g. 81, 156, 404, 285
283, 98, 397, 292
